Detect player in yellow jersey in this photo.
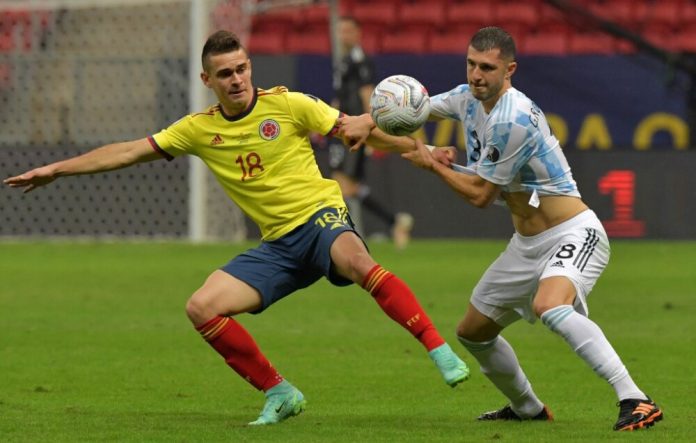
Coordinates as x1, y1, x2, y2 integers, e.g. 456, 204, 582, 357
4, 30, 469, 425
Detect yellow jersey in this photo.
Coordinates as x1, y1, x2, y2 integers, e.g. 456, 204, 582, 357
149, 86, 345, 240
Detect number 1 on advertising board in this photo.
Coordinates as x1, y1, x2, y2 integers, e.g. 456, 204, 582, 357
598, 170, 646, 237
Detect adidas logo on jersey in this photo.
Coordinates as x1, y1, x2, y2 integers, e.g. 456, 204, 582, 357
211, 134, 224, 145
550, 260, 565, 268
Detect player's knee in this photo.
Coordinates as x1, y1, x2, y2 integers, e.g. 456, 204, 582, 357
532, 297, 568, 318
185, 289, 215, 325
348, 252, 376, 284
455, 311, 502, 343
533, 276, 577, 318
456, 319, 481, 342
532, 300, 553, 318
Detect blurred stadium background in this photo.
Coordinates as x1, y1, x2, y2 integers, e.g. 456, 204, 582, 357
1, 0, 695, 241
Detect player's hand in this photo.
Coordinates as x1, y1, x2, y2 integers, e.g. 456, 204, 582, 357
3, 166, 57, 193
338, 114, 374, 152
402, 139, 437, 171
432, 146, 457, 167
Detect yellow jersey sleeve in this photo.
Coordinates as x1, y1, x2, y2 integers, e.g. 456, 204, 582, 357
148, 112, 204, 159
286, 92, 340, 136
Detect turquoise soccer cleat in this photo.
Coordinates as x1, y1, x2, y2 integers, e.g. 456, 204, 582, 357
429, 343, 471, 387
248, 381, 306, 426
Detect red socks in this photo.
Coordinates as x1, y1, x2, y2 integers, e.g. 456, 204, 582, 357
362, 265, 445, 351
196, 266, 442, 391
196, 316, 283, 391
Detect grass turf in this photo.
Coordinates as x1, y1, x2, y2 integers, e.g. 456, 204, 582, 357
0, 240, 693, 442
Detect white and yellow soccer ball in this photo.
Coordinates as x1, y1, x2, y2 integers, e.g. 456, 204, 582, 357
369, 75, 431, 136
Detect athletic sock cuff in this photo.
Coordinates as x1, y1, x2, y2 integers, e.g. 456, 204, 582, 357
362, 265, 393, 295
457, 335, 498, 352
540, 305, 575, 331
196, 315, 233, 342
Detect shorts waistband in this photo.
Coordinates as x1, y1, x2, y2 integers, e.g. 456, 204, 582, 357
515, 209, 600, 243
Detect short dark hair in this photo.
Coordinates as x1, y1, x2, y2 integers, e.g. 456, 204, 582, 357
470, 27, 516, 61
202, 30, 247, 71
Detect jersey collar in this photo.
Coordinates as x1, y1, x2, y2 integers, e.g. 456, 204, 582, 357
219, 88, 258, 122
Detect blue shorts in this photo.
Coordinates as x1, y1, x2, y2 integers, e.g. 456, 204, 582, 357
221, 207, 364, 313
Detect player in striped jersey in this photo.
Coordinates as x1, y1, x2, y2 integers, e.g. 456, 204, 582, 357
4, 30, 470, 425
339, 26, 661, 432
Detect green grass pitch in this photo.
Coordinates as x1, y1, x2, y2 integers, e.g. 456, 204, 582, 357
1, 240, 694, 442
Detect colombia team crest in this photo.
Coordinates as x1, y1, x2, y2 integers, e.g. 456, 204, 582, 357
259, 119, 280, 140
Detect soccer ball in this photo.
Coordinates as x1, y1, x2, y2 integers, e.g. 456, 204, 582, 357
370, 75, 431, 136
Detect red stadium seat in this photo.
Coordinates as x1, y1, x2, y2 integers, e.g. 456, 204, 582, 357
300, 4, 330, 29
569, 32, 615, 54
286, 30, 331, 54
398, 1, 445, 31
381, 31, 428, 54
351, 2, 398, 28
614, 38, 637, 54
247, 31, 285, 55
300, 21, 330, 35
494, 2, 540, 29
361, 32, 381, 54
247, 27, 290, 56
521, 32, 568, 56
251, 9, 302, 36
0, 32, 12, 52
350, 0, 401, 3
0, 10, 33, 51
588, 0, 634, 27
429, 30, 474, 54
336, 0, 355, 15
538, 4, 575, 34
674, 29, 696, 53
682, 1, 696, 27
643, 1, 681, 28
445, 1, 494, 28
641, 24, 677, 52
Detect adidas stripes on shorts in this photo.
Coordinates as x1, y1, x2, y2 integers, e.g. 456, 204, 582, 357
471, 209, 610, 327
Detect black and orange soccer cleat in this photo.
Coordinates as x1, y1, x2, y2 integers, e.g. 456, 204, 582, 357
477, 404, 554, 421
613, 398, 663, 431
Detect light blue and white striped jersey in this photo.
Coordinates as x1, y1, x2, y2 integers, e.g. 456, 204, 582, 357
430, 84, 580, 198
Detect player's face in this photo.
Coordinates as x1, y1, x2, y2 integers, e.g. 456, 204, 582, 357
338, 20, 360, 52
466, 46, 516, 112
201, 49, 253, 116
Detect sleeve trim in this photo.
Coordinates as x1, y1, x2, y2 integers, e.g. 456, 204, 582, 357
325, 111, 344, 137
147, 136, 174, 161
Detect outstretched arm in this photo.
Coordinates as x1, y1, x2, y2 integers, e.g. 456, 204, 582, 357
403, 139, 500, 208
3, 138, 162, 193
338, 113, 416, 153
337, 113, 456, 167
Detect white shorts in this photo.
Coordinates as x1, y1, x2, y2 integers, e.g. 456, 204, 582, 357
471, 209, 610, 327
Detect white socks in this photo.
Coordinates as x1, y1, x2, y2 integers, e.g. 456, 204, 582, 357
541, 305, 647, 401
458, 335, 544, 418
